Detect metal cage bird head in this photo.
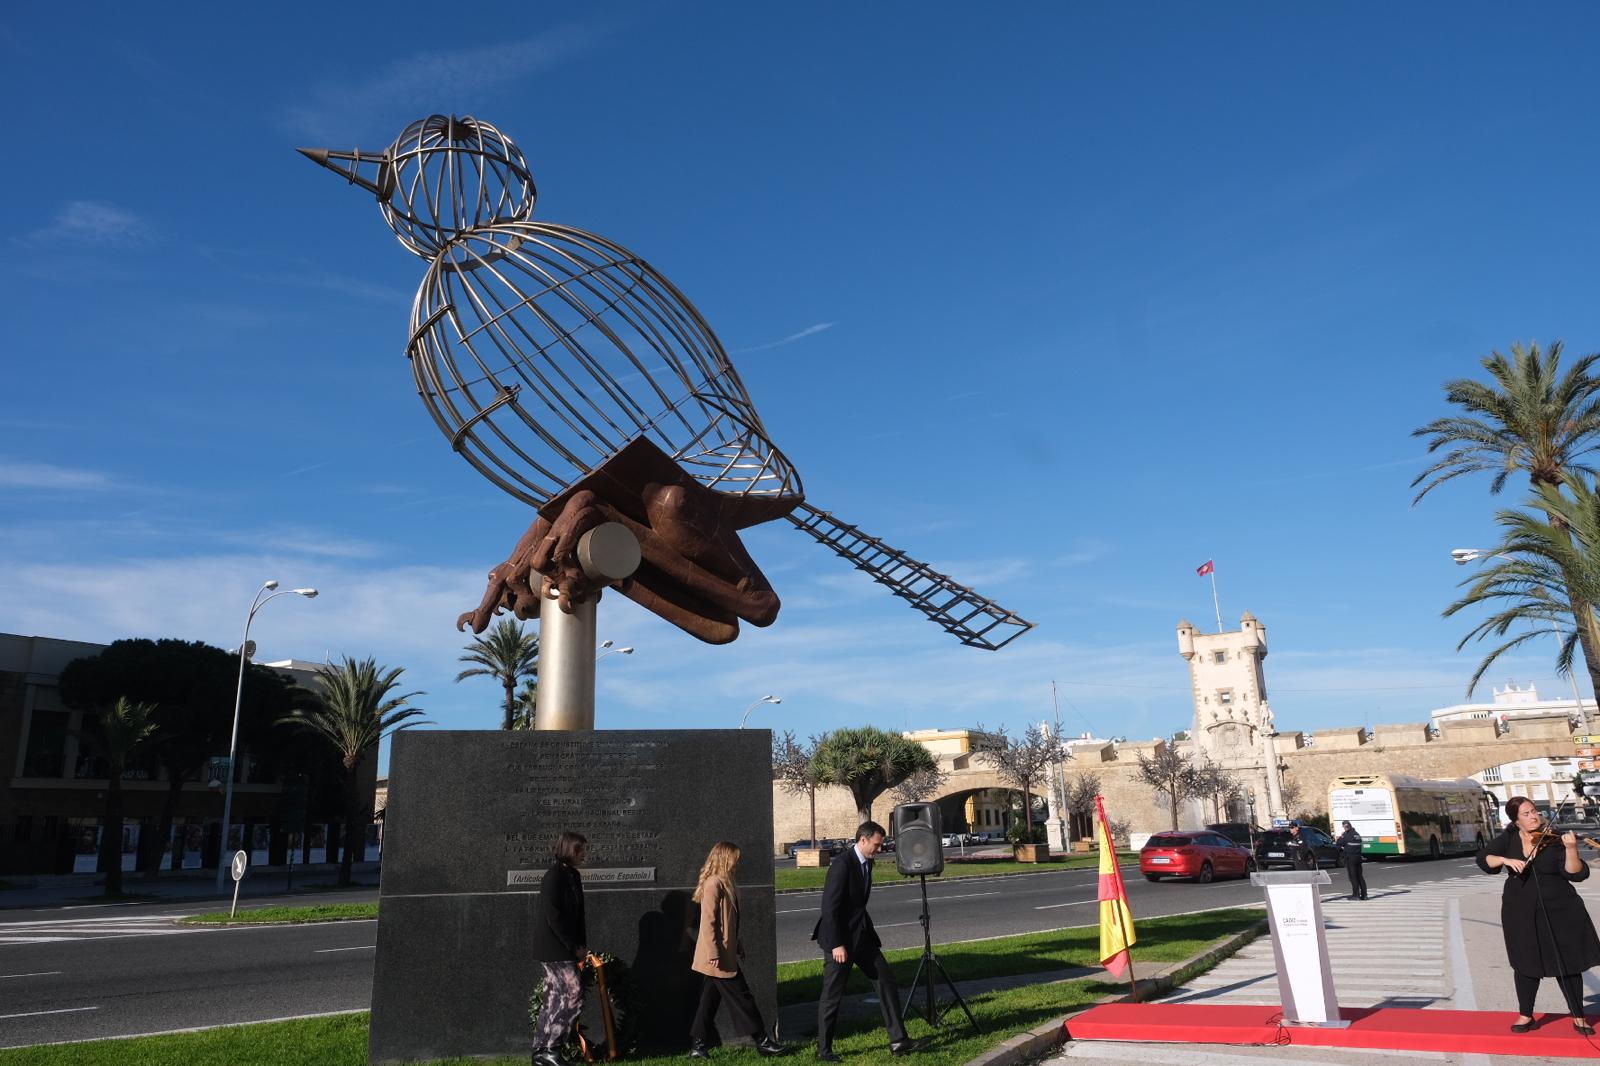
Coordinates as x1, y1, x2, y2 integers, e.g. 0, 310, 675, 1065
299, 114, 536, 259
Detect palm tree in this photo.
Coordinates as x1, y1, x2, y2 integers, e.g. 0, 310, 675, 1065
1444, 481, 1600, 724
280, 657, 426, 886
510, 679, 538, 729
1413, 340, 1600, 701
75, 697, 158, 896
456, 619, 539, 731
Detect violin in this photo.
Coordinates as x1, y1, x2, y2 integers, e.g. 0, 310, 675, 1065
1517, 820, 1600, 862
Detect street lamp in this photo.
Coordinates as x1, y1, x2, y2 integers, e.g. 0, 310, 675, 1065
739, 694, 782, 728
1448, 548, 1590, 733
596, 640, 635, 664
216, 580, 318, 892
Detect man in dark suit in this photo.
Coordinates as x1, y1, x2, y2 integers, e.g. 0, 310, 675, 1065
812, 821, 926, 1061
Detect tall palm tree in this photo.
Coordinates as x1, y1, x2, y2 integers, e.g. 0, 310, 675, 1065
511, 679, 538, 730
280, 657, 426, 887
75, 697, 158, 896
1445, 480, 1600, 724
456, 619, 539, 731
1413, 340, 1600, 701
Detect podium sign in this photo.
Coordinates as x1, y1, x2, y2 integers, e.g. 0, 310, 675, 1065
1250, 870, 1345, 1027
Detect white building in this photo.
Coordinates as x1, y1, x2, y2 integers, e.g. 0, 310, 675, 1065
1437, 683, 1595, 822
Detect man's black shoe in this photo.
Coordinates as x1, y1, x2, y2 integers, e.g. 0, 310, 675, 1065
816, 1051, 842, 1063
533, 1050, 574, 1066
889, 1038, 930, 1056
756, 1038, 788, 1057
687, 1039, 710, 1060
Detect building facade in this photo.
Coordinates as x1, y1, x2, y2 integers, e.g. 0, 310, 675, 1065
0, 631, 378, 877
1178, 611, 1284, 820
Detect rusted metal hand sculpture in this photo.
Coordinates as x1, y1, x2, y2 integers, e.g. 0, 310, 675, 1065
302, 114, 1033, 649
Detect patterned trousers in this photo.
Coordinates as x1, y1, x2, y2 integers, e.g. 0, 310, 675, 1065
535, 961, 583, 1050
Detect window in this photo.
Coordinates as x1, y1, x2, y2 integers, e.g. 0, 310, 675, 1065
1218, 690, 1233, 706
1482, 766, 1503, 783
1212, 650, 1227, 664
23, 711, 69, 778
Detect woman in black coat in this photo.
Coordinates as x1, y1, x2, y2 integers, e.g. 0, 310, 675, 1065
531, 831, 590, 1066
1476, 796, 1600, 1034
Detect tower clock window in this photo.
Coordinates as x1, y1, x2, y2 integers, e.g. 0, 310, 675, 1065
1212, 650, 1227, 664
1218, 689, 1233, 706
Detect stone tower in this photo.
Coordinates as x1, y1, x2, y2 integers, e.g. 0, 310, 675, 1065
1177, 611, 1285, 820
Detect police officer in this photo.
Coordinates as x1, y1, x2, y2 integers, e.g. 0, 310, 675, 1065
1337, 820, 1368, 900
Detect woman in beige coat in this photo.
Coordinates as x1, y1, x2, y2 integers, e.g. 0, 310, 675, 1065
689, 841, 786, 1059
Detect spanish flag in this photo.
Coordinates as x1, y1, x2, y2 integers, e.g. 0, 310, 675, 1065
1095, 795, 1137, 980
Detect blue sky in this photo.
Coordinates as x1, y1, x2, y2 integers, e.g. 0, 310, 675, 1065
4, 5, 1600, 769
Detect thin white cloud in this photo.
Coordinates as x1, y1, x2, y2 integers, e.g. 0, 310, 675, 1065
15, 201, 152, 247
736, 323, 835, 355
0, 460, 114, 491
281, 26, 613, 142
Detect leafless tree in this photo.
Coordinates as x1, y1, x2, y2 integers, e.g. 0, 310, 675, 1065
1136, 743, 1200, 831
890, 764, 949, 807
1064, 770, 1101, 842
773, 730, 827, 843
976, 722, 1066, 845
1193, 758, 1245, 823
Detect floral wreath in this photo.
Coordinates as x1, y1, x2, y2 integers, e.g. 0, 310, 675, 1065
530, 952, 639, 1059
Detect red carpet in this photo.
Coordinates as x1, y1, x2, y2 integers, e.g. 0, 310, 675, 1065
1066, 1003, 1600, 1059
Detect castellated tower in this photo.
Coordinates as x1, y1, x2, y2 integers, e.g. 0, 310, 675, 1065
1177, 611, 1285, 820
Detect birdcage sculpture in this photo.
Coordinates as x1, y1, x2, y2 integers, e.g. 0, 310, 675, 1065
303, 114, 1032, 650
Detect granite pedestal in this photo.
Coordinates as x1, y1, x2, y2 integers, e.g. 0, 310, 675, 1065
369, 729, 776, 1065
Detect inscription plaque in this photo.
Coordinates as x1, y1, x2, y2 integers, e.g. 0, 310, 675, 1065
370, 729, 775, 1064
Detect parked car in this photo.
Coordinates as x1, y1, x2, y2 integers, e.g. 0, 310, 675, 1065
1205, 822, 1264, 847
1253, 826, 1341, 870
1140, 831, 1253, 883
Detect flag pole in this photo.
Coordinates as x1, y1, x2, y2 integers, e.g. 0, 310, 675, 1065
1209, 562, 1223, 633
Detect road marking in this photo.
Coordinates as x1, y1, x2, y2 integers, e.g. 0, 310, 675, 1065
925, 891, 999, 902
0, 1006, 98, 1021
877, 921, 922, 929
314, 945, 376, 953
1035, 899, 1096, 910
0, 971, 63, 979
0, 1008, 364, 1051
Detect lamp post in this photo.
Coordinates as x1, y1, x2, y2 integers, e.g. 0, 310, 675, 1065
1450, 548, 1591, 733
216, 580, 318, 892
596, 640, 635, 664
739, 694, 781, 728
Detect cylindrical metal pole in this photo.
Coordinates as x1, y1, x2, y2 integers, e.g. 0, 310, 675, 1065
536, 587, 599, 731
216, 609, 254, 893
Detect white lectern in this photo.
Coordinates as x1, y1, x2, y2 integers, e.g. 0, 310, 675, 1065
1250, 869, 1345, 1027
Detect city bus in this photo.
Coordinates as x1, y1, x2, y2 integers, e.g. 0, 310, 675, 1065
1327, 773, 1494, 858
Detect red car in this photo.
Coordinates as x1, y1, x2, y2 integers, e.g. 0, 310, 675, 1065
1140, 830, 1254, 883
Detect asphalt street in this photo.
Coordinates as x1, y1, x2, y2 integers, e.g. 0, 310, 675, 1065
0, 857, 1480, 1049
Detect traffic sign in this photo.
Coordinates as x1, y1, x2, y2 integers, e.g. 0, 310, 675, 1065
230, 849, 248, 882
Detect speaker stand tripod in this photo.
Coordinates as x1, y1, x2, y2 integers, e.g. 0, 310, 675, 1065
903, 874, 979, 1033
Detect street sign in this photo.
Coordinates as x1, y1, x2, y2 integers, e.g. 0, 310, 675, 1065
230, 849, 248, 882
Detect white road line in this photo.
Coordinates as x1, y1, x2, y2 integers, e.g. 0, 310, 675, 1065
924, 891, 1000, 902
0, 1008, 364, 1051
877, 921, 922, 929
1035, 899, 1096, 911
0, 1006, 98, 1021
0, 971, 63, 979
314, 945, 375, 953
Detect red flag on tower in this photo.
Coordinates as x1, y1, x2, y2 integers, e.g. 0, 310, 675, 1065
1195, 559, 1214, 577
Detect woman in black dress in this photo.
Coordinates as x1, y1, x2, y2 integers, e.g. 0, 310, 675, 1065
1476, 796, 1600, 1033
531, 831, 589, 1066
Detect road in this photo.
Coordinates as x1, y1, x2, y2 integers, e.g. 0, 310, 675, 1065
0, 857, 1478, 1049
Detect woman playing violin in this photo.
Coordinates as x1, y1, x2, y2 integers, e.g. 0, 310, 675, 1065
1476, 795, 1600, 1034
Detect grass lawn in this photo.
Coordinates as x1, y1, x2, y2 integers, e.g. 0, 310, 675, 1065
774, 852, 1137, 893
0, 908, 1261, 1066
178, 902, 378, 925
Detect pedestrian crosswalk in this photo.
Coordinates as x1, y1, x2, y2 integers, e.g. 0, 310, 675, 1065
0, 913, 195, 946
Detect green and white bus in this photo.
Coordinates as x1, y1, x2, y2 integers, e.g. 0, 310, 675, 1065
1328, 773, 1495, 858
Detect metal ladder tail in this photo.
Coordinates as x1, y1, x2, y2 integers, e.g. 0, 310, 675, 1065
783, 502, 1035, 651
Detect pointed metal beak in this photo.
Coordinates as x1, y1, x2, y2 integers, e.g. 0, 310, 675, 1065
297, 147, 396, 200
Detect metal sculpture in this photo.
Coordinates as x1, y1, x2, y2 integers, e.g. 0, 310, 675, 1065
302, 114, 1033, 651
